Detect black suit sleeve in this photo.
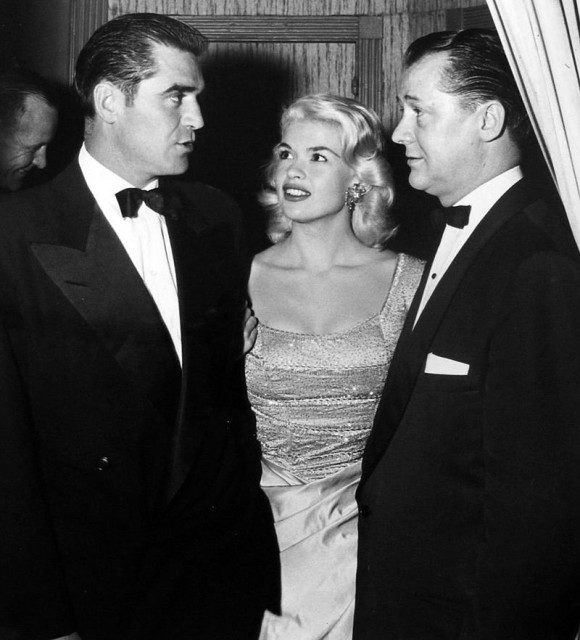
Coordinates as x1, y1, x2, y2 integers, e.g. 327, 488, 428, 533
474, 251, 580, 636
0, 316, 75, 638
0, 199, 74, 637
221, 195, 263, 470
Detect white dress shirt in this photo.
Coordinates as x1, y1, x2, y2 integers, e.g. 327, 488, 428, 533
78, 144, 182, 365
414, 165, 523, 327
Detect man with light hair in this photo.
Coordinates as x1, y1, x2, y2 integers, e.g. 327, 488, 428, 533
0, 67, 58, 192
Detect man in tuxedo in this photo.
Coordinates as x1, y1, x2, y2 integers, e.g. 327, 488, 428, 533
354, 29, 580, 639
0, 67, 58, 192
0, 13, 278, 640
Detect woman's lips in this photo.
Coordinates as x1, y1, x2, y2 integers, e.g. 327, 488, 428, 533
283, 187, 310, 201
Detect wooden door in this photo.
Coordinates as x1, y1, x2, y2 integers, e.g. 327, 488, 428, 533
177, 15, 383, 250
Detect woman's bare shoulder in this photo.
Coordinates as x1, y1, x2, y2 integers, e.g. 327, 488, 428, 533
252, 244, 281, 267
249, 244, 293, 298
251, 241, 298, 272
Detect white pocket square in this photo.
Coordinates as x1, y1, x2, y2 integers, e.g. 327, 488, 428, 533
425, 353, 470, 375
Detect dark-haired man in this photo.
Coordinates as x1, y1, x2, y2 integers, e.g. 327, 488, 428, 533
355, 29, 580, 639
0, 13, 278, 640
0, 68, 58, 192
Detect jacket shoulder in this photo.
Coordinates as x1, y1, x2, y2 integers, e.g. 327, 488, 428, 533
169, 179, 241, 220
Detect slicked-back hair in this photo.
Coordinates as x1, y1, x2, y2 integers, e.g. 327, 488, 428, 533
74, 13, 207, 118
404, 29, 530, 148
0, 67, 59, 139
259, 94, 396, 248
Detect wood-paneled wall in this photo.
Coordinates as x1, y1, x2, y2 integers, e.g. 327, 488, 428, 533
109, 0, 486, 132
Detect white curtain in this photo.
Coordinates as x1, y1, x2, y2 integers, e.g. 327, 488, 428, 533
487, 0, 580, 248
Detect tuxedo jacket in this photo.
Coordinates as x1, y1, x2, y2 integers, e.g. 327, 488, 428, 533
0, 162, 279, 640
354, 179, 580, 639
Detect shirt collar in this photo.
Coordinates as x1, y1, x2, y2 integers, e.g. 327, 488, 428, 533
454, 165, 523, 233
78, 143, 158, 217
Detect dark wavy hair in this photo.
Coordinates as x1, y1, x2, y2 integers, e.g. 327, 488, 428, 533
74, 13, 207, 118
259, 94, 396, 248
405, 29, 530, 148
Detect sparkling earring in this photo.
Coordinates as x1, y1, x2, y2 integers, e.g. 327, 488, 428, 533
346, 183, 368, 214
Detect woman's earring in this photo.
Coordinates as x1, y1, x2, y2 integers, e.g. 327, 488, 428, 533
345, 183, 368, 214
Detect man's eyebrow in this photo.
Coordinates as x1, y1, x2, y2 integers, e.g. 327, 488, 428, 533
162, 83, 200, 94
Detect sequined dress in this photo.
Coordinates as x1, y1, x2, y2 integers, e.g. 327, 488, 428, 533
246, 253, 424, 640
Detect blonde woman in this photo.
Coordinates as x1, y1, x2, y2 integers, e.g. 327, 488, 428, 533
246, 94, 423, 639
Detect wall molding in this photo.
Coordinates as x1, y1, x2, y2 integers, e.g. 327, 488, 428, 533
446, 6, 495, 31
66, 10, 384, 115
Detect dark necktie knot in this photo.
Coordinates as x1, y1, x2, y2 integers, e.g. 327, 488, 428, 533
431, 205, 471, 230
115, 187, 179, 220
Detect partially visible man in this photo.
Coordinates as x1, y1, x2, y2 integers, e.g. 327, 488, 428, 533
0, 67, 58, 191
355, 29, 580, 639
0, 13, 278, 640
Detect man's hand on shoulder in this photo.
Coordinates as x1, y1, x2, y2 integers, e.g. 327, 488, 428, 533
243, 303, 258, 355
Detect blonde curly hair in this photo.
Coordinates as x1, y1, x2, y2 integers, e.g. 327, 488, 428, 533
259, 94, 396, 248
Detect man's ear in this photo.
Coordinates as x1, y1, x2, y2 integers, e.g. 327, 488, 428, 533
478, 100, 507, 142
92, 81, 123, 124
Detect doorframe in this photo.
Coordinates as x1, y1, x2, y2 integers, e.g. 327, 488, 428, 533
175, 15, 384, 116
67, 0, 108, 82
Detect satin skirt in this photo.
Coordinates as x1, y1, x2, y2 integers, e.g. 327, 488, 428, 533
259, 459, 360, 640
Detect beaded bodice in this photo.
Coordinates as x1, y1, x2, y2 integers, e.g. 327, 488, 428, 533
246, 253, 423, 482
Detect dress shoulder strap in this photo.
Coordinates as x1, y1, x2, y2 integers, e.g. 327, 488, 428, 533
378, 253, 425, 342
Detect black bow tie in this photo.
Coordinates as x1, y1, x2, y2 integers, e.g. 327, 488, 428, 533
115, 187, 180, 220
431, 205, 471, 230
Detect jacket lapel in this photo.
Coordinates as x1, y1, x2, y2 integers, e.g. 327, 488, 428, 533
30, 166, 244, 506
362, 179, 536, 483
159, 183, 227, 503
30, 162, 182, 432
162, 211, 203, 503
161, 182, 249, 503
